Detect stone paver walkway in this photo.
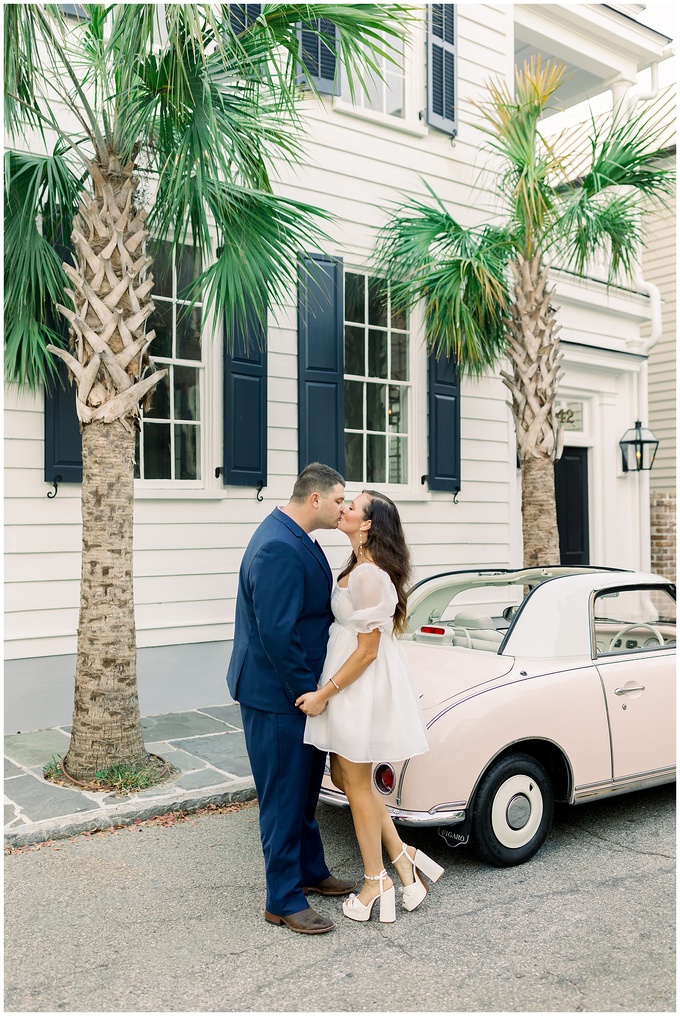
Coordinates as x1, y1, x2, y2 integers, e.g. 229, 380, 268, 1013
4, 705, 255, 848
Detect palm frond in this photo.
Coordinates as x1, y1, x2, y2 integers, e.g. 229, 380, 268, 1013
547, 93, 675, 279
184, 182, 332, 348
5, 3, 420, 388
5, 4, 107, 159
556, 189, 644, 280
3, 4, 63, 139
126, 39, 303, 190
474, 57, 569, 250
4, 149, 84, 389
77, 4, 110, 101
227, 5, 414, 103
578, 96, 676, 203
140, 54, 310, 274
375, 193, 514, 375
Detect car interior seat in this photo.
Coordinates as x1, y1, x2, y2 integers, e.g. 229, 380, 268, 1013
452, 611, 504, 652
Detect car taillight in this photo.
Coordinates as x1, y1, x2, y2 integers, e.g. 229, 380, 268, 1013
374, 763, 395, 795
420, 626, 446, 635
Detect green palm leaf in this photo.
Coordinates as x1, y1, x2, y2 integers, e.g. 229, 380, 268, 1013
376, 190, 513, 375
236, 4, 414, 101
192, 182, 332, 337
580, 96, 676, 200
552, 95, 675, 279
475, 57, 569, 253
4, 149, 83, 388
5, 3, 415, 387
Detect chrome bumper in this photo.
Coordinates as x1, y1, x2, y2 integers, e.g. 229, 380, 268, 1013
318, 787, 467, 828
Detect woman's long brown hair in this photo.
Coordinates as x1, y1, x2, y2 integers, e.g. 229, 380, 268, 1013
338, 490, 412, 633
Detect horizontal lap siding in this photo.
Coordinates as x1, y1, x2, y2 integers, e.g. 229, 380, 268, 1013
4, 391, 80, 656
4, 380, 267, 657
5, 8, 519, 660
643, 178, 676, 493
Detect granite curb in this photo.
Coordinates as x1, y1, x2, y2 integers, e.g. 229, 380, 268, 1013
4, 705, 258, 849
4, 781, 258, 849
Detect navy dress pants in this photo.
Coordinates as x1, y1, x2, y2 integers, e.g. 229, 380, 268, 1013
240, 704, 331, 915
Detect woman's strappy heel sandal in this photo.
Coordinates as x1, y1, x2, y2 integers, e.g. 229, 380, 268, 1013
342, 869, 396, 923
392, 843, 445, 912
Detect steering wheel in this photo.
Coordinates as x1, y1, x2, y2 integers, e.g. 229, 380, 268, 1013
607, 622, 664, 652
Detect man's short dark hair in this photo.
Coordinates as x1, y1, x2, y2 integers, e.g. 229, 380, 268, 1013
290, 462, 345, 503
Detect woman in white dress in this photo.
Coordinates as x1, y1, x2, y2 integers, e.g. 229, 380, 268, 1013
296, 490, 444, 924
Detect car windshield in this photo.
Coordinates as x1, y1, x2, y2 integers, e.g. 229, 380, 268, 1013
405, 567, 596, 632
592, 585, 676, 656
403, 566, 601, 653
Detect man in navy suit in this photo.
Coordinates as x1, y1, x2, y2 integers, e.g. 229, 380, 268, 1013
227, 463, 355, 934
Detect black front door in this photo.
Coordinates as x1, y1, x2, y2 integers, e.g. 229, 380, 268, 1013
554, 446, 590, 566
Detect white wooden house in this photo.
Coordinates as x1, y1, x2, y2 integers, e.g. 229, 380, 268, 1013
4, 4, 674, 729
642, 86, 676, 581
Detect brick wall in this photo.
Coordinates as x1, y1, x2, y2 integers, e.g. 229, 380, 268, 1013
650, 491, 676, 581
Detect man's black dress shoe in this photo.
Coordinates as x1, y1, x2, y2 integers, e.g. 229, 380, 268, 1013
264, 906, 335, 934
303, 874, 358, 896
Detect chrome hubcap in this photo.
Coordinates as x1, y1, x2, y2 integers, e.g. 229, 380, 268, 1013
491, 774, 544, 849
506, 793, 532, 830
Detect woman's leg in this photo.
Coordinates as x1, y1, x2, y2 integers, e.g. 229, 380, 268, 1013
377, 801, 416, 887
335, 756, 393, 904
329, 753, 344, 792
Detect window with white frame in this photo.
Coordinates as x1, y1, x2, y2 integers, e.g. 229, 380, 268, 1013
135, 242, 203, 481
339, 33, 406, 118
344, 272, 410, 485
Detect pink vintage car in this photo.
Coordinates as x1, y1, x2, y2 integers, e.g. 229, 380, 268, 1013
319, 566, 676, 866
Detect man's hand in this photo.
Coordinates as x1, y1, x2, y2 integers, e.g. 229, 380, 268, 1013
295, 689, 329, 716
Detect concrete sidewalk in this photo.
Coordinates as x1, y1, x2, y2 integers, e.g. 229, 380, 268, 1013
4, 704, 256, 849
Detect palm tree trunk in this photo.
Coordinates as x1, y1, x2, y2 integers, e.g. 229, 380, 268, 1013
520, 456, 560, 566
54, 159, 164, 781
501, 253, 564, 567
64, 419, 146, 780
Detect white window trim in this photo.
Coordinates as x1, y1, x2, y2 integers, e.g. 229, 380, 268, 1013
133, 248, 220, 494
342, 266, 428, 498
411, 301, 430, 499
134, 307, 226, 498
133, 356, 207, 491
133, 258, 205, 491
332, 17, 427, 137
331, 98, 428, 137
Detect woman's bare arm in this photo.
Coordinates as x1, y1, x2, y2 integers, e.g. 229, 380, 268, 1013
295, 628, 381, 716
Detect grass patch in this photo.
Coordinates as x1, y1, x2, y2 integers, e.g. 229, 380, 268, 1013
44, 753, 178, 794
43, 755, 63, 781
93, 758, 171, 793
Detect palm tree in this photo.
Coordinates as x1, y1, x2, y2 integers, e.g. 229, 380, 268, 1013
4, 3, 411, 782
376, 57, 674, 566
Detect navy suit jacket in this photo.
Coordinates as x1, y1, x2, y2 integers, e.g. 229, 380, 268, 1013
227, 508, 334, 714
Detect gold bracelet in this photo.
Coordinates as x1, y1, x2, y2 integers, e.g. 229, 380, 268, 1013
329, 677, 342, 694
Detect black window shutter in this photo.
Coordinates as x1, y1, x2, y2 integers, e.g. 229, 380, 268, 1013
427, 4, 457, 135
298, 254, 344, 473
223, 299, 267, 488
299, 18, 339, 95
44, 211, 82, 484
229, 4, 262, 36
56, 4, 89, 20
427, 351, 460, 492
44, 360, 83, 485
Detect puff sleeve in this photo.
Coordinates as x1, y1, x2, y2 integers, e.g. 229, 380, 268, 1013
346, 564, 397, 633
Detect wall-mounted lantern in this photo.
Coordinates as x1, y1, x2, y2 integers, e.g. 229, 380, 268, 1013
619, 420, 659, 472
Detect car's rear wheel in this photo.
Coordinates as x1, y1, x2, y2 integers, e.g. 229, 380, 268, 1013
472, 753, 554, 867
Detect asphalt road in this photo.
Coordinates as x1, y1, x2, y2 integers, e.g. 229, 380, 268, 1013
4, 784, 675, 1013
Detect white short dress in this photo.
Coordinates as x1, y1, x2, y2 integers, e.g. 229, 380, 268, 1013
303, 563, 429, 763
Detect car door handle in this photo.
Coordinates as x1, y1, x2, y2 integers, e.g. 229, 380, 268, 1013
614, 685, 646, 695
